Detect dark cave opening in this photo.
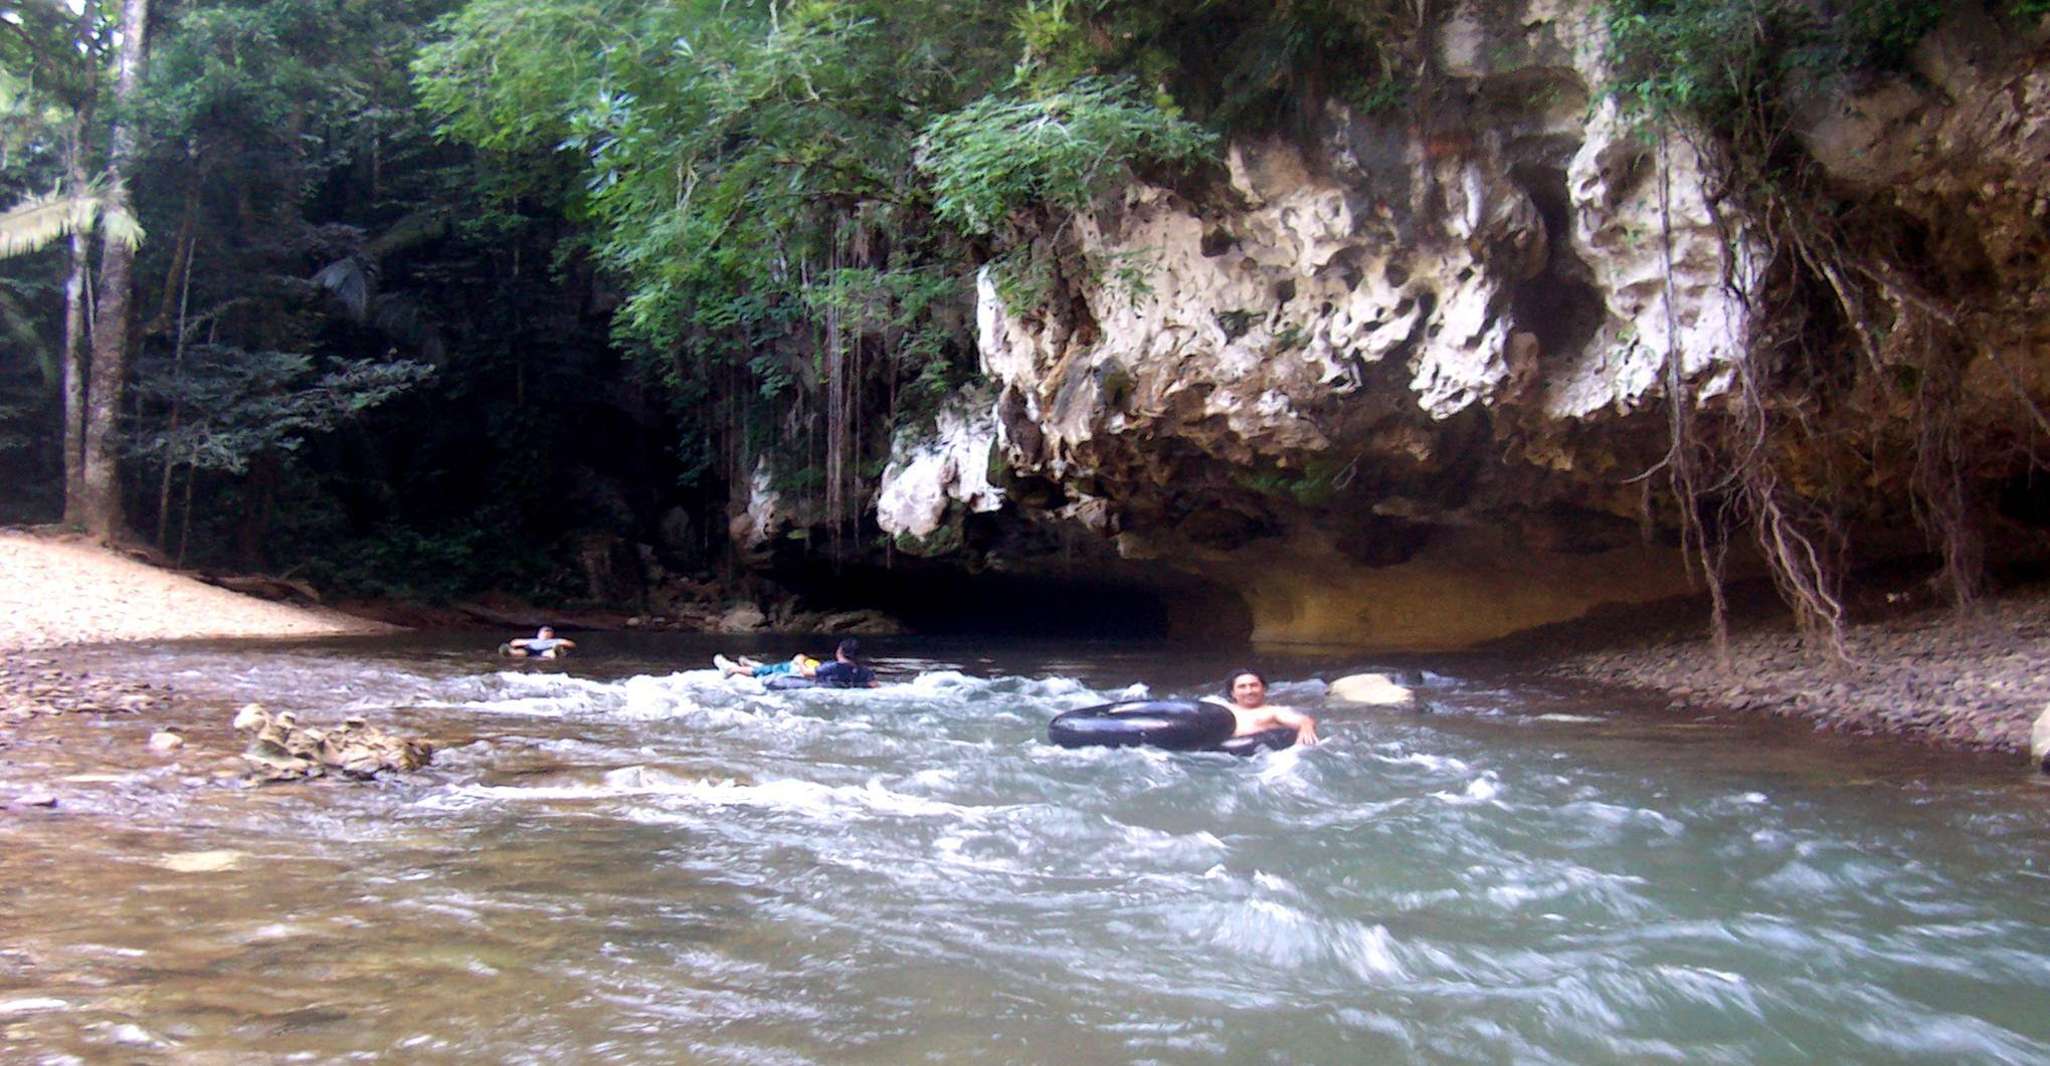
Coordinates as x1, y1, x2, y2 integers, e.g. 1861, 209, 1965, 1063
775, 562, 1254, 640
1508, 161, 1605, 361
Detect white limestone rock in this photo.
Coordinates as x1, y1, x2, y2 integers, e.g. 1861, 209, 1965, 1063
876, 405, 1005, 540
1328, 673, 1418, 707
1548, 100, 1760, 419
727, 458, 784, 552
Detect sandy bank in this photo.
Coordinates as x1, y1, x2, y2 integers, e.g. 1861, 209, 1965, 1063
0, 529, 397, 653
1545, 589, 2050, 757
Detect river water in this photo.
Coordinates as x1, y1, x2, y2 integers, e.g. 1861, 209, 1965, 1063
3, 633, 2047, 1064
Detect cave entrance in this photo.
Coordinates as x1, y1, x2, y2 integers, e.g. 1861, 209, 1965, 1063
776, 562, 1254, 640
1508, 161, 1604, 360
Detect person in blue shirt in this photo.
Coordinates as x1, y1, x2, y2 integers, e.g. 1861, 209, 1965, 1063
502, 626, 576, 659
812, 639, 879, 688
715, 653, 821, 679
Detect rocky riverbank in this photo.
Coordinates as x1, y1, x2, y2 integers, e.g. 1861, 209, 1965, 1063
0, 530, 430, 795
1544, 588, 2050, 764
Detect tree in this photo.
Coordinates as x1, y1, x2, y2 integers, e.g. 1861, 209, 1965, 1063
0, 0, 118, 524
78, 0, 152, 541
415, 0, 1211, 555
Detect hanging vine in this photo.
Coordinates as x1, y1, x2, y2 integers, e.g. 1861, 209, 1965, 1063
1608, 0, 2050, 658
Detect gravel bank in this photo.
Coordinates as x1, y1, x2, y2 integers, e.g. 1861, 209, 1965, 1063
1546, 590, 2050, 756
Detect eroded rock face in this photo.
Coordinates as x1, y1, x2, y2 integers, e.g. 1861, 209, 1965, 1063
728, 458, 785, 555
879, 4, 2050, 648
875, 403, 1005, 553
933, 1, 1741, 645
1795, 9, 2050, 416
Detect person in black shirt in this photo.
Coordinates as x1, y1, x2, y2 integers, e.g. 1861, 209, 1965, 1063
812, 638, 880, 688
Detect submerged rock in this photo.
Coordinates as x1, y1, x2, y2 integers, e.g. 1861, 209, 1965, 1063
0, 667, 172, 719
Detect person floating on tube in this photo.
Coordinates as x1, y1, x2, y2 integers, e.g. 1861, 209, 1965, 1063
1222, 669, 1318, 745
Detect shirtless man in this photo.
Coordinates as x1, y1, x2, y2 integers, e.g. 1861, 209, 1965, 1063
1225, 669, 1319, 746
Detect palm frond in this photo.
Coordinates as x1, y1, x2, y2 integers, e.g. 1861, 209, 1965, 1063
99, 205, 146, 250
0, 188, 101, 259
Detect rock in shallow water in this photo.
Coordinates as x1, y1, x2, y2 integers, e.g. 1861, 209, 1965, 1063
233, 705, 432, 783
160, 850, 244, 873
2032, 704, 2050, 773
1328, 673, 1417, 706
232, 702, 268, 730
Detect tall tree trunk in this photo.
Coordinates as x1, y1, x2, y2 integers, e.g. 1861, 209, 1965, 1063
79, 0, 151, 543
156, 242, 194, 548
61, 121, 92, 524
61, 234, 91, 509
147, 177, 200, 337
235, 454, 278, 571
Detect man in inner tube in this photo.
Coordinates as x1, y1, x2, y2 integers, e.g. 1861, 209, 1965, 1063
1225, 669, 1319, 745
813, 638, 881, 688
503, 626, 576, 659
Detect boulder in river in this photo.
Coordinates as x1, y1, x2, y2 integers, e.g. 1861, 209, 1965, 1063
2032, 703, 2049, 774
232, 702, 269, 730
1328, 672, 1417, 707
235, 706, 432, 782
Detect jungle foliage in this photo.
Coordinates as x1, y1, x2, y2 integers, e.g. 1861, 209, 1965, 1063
8, 0, 1355, 598
1, 0, 632, 597
411, 0, 1243, 547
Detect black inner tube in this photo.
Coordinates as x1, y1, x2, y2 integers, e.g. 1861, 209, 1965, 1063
1047, 699, 1299, 754
1213, 726, 1301, 757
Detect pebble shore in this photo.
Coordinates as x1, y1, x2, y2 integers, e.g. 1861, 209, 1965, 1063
1547, 592, 2050, 756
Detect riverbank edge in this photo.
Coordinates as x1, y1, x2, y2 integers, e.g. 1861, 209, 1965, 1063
1532, 585, 2050, 763
7, 526, 2048, 769
0, 528, 398, 655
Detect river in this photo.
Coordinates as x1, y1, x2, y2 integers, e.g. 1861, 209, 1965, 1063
3, 633, 2047, 1063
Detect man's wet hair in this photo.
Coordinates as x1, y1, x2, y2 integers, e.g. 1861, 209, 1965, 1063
837, 638, 861, 660
1224, 669, 1266, 699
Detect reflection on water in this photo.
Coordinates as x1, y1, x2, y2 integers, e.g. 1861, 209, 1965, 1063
3, 633, 2048, 1063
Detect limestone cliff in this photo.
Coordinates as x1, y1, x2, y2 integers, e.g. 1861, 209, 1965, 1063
872, 2, 2050, 647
